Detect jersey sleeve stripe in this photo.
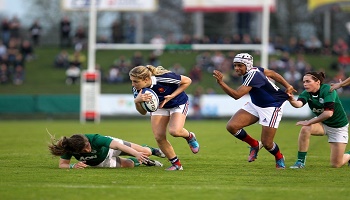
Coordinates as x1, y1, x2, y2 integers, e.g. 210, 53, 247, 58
156, 77, 181, 84
243, 71, 255, 86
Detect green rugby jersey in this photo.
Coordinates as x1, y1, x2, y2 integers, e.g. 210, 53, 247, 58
61, 134, 113, 166
298, 84, 348, 128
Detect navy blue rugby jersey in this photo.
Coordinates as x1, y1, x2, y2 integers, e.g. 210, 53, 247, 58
132, 72, 188, 108
242, 67, 288, 108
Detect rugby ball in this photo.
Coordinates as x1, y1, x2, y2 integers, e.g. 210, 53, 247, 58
141, 88, 159, 112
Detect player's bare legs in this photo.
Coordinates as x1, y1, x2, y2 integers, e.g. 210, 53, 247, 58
151, 115, 175, 158
226, 109, 258, 133
120, 157, 136, 168
168, 112, 199, 154
342, 151, 350, 166
291, 123, 324, 169
298, 123, 324, 152
129, 143, 152, 156
261, 126, 285, 169
330, 142, 347, 168
168, 112, 188, 138
151, 115, 182, 170
261, 126, 277, 150
226, 109, 262, 162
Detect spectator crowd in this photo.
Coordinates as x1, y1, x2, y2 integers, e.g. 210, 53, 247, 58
0, 15, 36, 85
1, 15, 349, 95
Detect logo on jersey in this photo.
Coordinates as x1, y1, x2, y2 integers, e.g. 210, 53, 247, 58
79, 155, 98, 161
158, 87, 165, 93
319, 98, 324, 104
312, 108, 324, 113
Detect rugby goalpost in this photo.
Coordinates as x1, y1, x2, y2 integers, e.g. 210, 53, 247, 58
62, 0, 158, 123
63, 0, 273, 123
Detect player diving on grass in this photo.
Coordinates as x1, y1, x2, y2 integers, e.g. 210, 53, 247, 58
213, 53, 296, 169
48, 132, 165, 169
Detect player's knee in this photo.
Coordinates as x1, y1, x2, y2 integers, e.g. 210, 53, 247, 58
168, 128, 181, 137
261, 140, 273, 149
226, 123, 239, 134
154, 136, 163, 143
154, 134, 167, 145
330, 162, 343, 168
122, 159, 135, 168
300, 125, 312, 135
142, 148, 152, 156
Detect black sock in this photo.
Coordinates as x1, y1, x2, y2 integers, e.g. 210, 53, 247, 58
169, 156, 181, 166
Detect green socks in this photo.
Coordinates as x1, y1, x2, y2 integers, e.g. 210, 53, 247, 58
143, 144, 156, 155
297, 151, 307, 164
127, 157, 140, 167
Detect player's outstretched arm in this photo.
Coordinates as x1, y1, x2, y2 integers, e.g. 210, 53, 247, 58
59, 158, 87, 169
330, 77, 350, 91
213, 70, 250, 99
288, 96, 304, 108
109, 140, 148, 164
264, 68, 296, 94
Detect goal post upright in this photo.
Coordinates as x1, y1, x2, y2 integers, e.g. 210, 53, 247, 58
68, 0, 159, 123
261, 0, 271, 69
80, 0, 100, 123
87, 0, 97, 73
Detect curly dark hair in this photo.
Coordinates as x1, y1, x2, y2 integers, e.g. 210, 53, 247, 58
48, 134, 88, 156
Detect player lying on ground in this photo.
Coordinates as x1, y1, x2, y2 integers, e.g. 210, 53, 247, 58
48, 133, 165, 169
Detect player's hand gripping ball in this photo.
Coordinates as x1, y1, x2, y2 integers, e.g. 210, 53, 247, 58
141, 88, 159, 112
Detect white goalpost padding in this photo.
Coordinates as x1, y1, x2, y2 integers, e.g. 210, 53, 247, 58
80, 0, 99, 123
261, 0, 271, 70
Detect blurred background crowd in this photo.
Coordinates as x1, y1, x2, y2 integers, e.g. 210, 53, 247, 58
0, 0, 349, 96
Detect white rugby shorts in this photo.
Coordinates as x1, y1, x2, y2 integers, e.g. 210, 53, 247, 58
150, 101, 189, 116
95, 137, 130, 168
322, 123, 349, 143
242, 101, 286, 128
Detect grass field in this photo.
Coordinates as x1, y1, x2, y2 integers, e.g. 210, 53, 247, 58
0, 119, 349, 200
